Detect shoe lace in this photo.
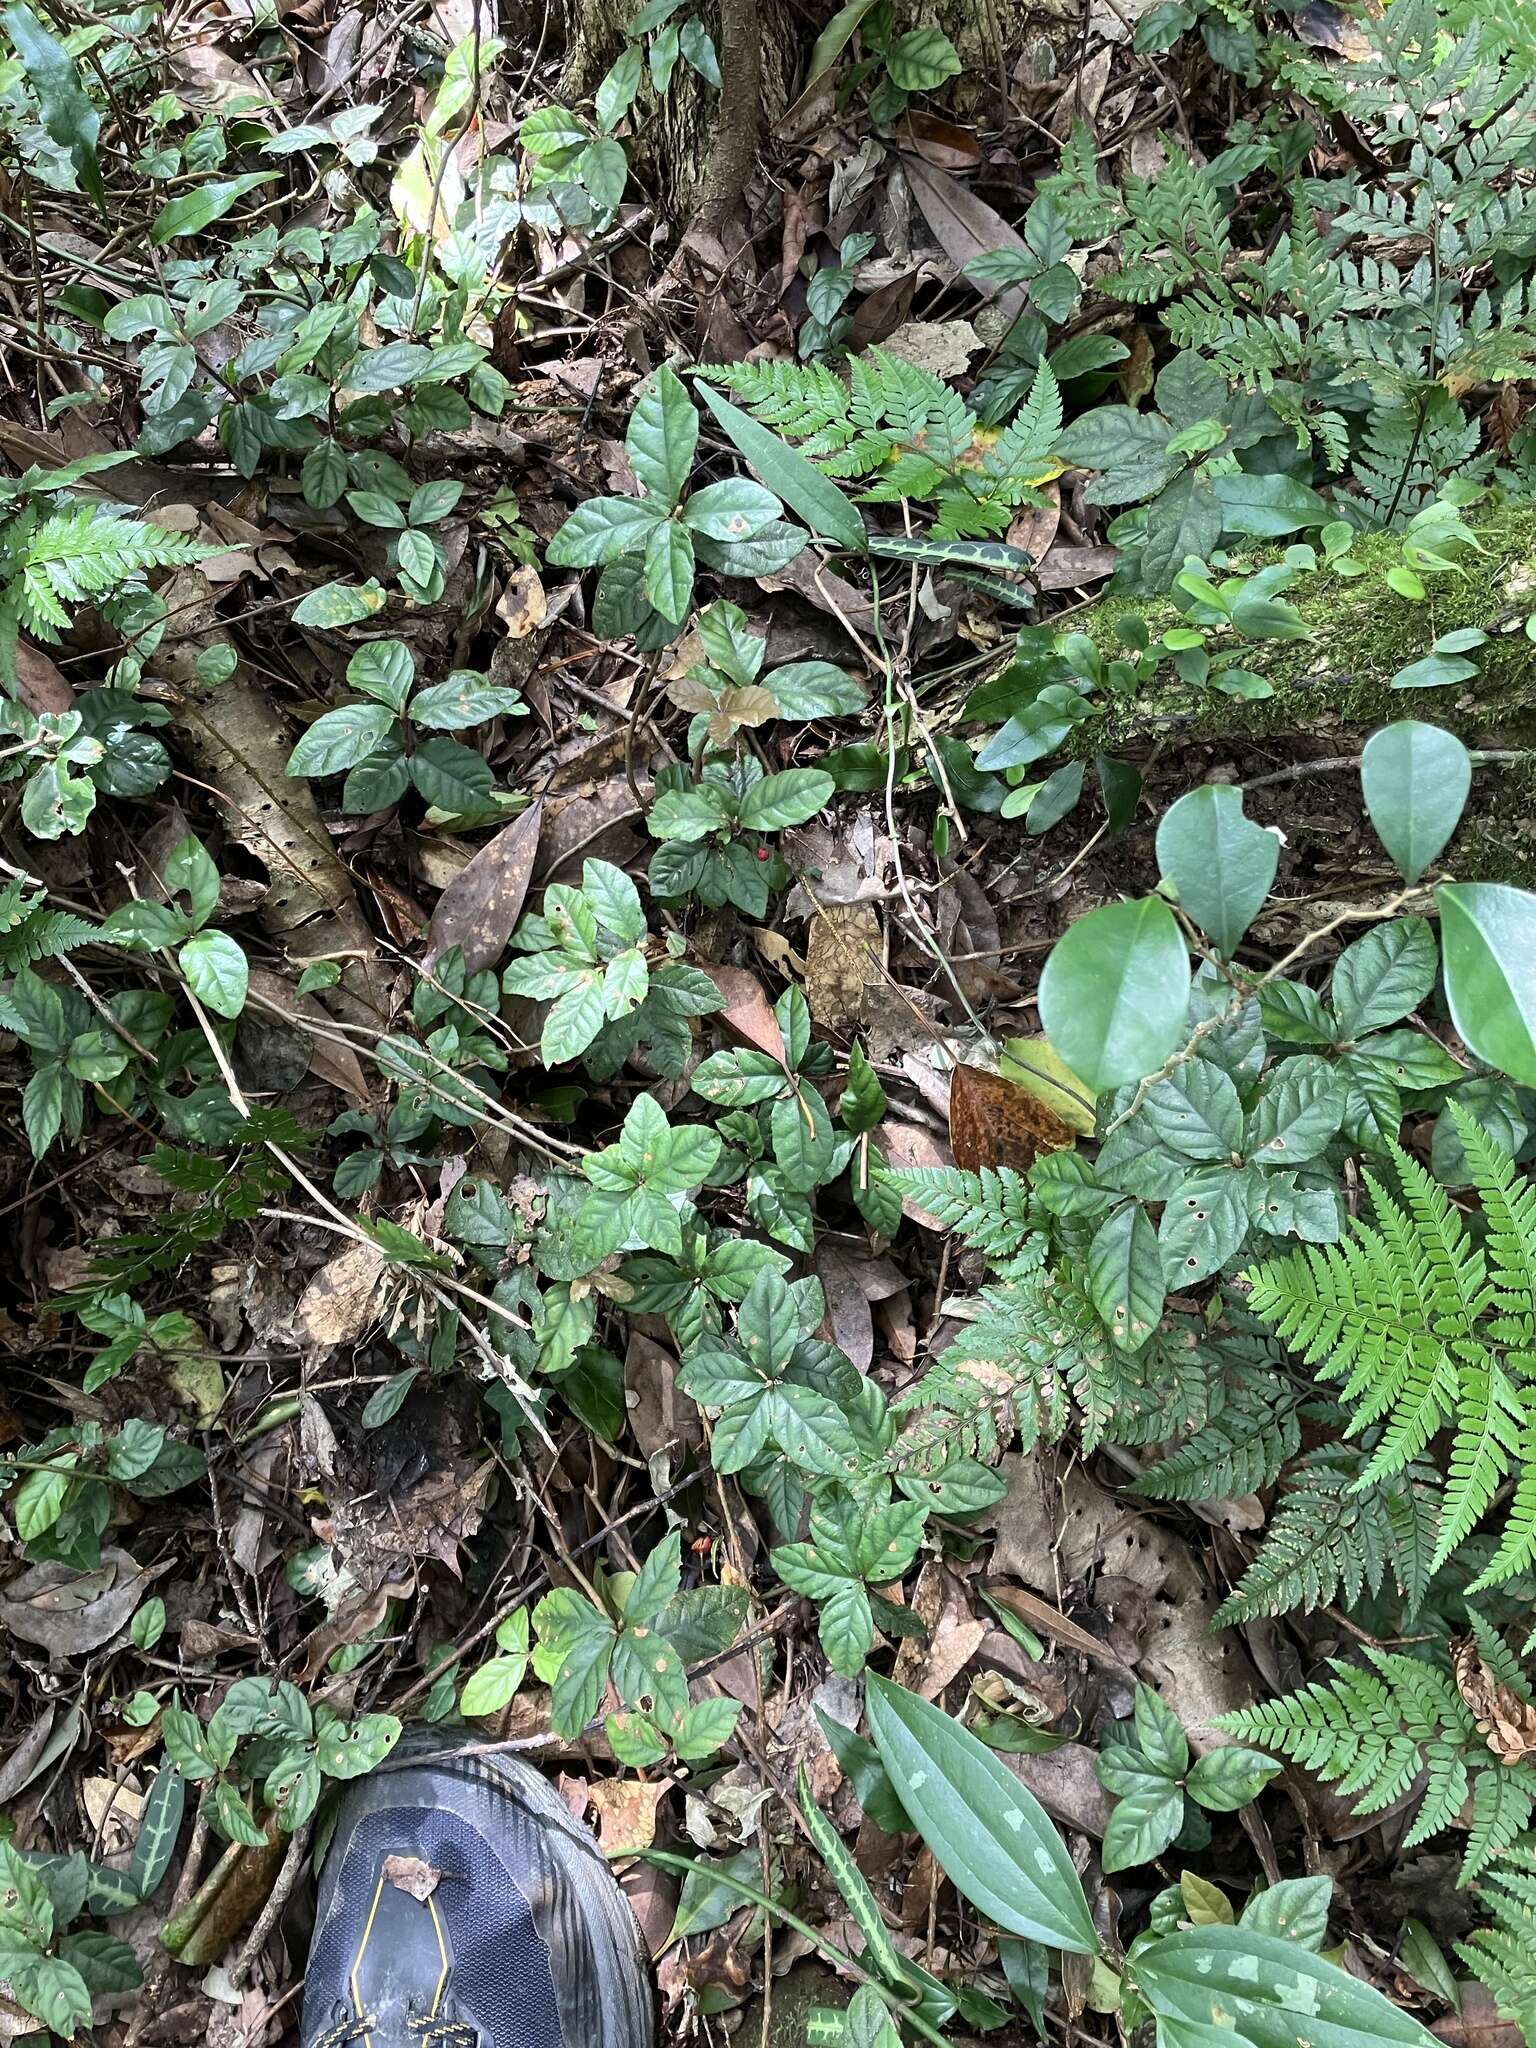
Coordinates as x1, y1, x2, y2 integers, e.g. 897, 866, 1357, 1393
315, 2018, 476, 2048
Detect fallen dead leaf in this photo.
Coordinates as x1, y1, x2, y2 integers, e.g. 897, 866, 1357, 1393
496, 563, 547, 639
382, 1854, 442, 1900
588, 1777, 669, 1855
1454, 1637, 1536, 1763
293, 1239, 391, 1349
424, 798, 544, 972
806, 900, 882, 1030
696, 965, 788, 1062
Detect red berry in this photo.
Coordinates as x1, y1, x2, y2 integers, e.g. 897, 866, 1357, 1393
756, 846, 770, 861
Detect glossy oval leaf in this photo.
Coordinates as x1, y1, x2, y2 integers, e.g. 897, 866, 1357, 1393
1135, 1926, 1436, 2048
1438, 883, 1536, 1086
1361, 721, 1471, 883
1039, 896, 1191, 1095
864, 1675, 1099, 1953
1154, 784, 1278, 956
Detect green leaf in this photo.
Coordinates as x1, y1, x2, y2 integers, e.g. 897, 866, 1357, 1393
1391, 651, 1480, 690
1361, 721, 1471, 884
361, 1366, 420, 1427
547, 496, 665, 567
803, 0, 880, 87
1086, 1202, 1166, 1350
8, 1954, 91, 2039
57, 1930, 141, 1996
347, 342, 433, 392
679, 17, 720, 83
738, 769, 836, 831
1134, 1927, 1437, 2047
1154, 784, 1278, 957
1245, 1055, 1344, 1165
411, 674, 528, 729
180, 931, 248, 1019
408, 737, 495, 813
883, 25, 961, 88
595, 43, 643, 131
14, 1463, 70, 1538
765, 661, 866, 718
1101, 1783, 1185, 1872
694, 380, 866, 552
291, 579, 388, 627
864, 1676, 1099, 1953
460, 1649, 528, 1717
347, 639, 415, 712
1185, 1746, 1282, 1812
131, 1596, 166, 1650
1038, 897, 1191, 1094
301, 441, 349, 509
628, 366, 698, 507
644, 518, 696, 624
1211, 472, 1329, 537
683, 478, 784, 542
129, 1768, 185, 1901
1438, 883, 1536, 1086
3, 3, 104, 207
1330, 919, 1437, 1039
1133, 1684, 1189, 1779
313, 1711, 401, 1779
287, 702, 396, 777
149, 172, 278, 244
1238, 1876, 1332, 1947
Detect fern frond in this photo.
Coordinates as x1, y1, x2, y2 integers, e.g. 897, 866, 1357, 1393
1244, 1130, 1536, 1580
1459, 1845, 1536, 2040
0, 881, 97, 969
884, 1164, 1038, 1261
1213, 1449, 1439, 1625
1132, 1364, 1303, 1501
1219, 1646, 1536, 1879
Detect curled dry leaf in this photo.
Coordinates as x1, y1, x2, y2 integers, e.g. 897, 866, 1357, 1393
1453, 1638, 1536, 1763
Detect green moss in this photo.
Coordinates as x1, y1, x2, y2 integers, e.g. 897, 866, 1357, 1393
1067, 500, 1536, 757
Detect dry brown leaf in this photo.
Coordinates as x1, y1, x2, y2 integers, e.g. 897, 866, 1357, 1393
892, 111, 980, 170
806, 900, 881, 1030
1453, 1638, 1536, 1763
15, 641, 73, 716
874, 1122, 954, 1225
900, 158, 1030, 318
696, 964, 788, 1062
588, 1777, 669, 1856
496, 563, 547, 639
293, 1239, 390, 1349
382, 1855, 442, 1900
424, 799, 544, 972
0, 1550, 155, 1656
245, 966, 369, 1102
1035, 544, 1120, 591
949, 1063, 1076, 1173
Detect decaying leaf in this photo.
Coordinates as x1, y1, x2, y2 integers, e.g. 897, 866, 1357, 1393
0, 1549, 154, 1655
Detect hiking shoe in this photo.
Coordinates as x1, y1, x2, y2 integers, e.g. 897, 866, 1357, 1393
301, 1737, 654, 2048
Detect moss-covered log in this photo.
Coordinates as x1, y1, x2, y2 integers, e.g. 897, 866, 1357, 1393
1047, 501, 1536, 882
